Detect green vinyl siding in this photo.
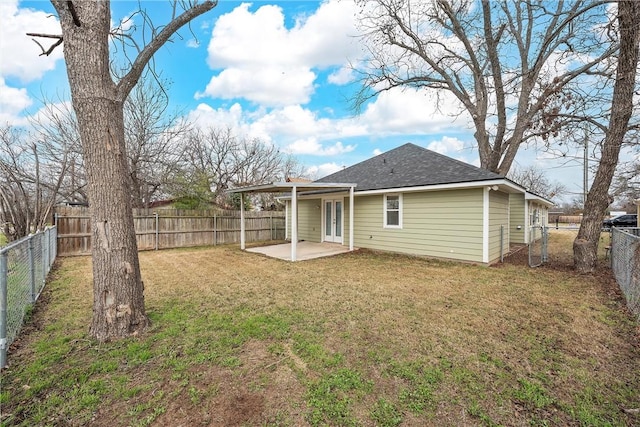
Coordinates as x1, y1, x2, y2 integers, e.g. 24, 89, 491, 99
488, 191, 510, 263
286, 198, 322, 242
509, 194, 526, 244
343, 196, 350, 240
353, 189, 485, 262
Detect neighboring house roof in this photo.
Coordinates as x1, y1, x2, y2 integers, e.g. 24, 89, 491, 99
315, 143, 504, 191
286, 177, 313, 183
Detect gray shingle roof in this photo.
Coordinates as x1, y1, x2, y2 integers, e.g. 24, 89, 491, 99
315, 143, 503, 191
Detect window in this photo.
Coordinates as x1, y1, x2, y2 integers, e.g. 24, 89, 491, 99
384, 194, 402, 228
530, 207, 539, 226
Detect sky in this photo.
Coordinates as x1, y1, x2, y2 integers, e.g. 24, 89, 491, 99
1, 0, 633, 204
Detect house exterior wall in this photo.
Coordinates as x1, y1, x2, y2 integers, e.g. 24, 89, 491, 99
289, 198, 322, 242
352, 188, 485, 262
488, 190, 510, 263
528, 201, 549, 229
509, 193, 526, 244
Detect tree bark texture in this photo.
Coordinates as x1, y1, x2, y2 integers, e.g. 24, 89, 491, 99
574, 0, 640, 273
52, 1, 149, 340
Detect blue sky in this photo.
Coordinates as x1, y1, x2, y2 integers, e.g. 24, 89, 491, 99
1, 0, 629, 203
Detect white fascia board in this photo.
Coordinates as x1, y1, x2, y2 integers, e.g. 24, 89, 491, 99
525, 192, 555, 207
354, 179, 522, 196
228, 182, 356, 194
278, 179, 522, 200
277, 190, 350, 201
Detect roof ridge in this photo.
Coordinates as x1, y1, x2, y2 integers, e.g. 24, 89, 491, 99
408, 143, 503, 178
315, 142, 506, 191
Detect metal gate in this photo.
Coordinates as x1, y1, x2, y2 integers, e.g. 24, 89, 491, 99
528, 226, 549, 267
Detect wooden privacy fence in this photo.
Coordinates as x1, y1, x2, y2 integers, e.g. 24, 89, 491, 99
54, 207, 286, 256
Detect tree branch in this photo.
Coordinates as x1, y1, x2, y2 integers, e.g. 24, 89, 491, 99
116, 1, 217, 102
26, 33, 64, 56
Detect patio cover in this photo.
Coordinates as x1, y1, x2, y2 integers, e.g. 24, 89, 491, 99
227, 182, 357, 261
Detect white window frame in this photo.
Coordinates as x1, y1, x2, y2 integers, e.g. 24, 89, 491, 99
383, 193, 403, 229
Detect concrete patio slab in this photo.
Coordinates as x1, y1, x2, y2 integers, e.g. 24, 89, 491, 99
246, 241, 354, 261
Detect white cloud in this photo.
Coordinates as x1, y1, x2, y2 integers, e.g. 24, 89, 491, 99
249, 105, 334, 139
187, 102, 248, 132
327, 66, 354, 85
285, 138, 355, 156
0, 0, 62, 82
113, 11, 135, 34
0, 77, 32, 125
198, 66, 316, 106
306, 162, 343, 179
426, 136, 466, 155
361, 88, 469, 135
200, 0, 359, 106
373, 148, 383, 156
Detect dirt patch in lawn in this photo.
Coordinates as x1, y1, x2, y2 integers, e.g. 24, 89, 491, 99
89, 339, 307, 427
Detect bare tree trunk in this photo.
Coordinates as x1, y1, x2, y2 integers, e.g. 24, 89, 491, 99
49, 0, 217, 341
82, 99, 149, 339
574, 0, 640, 273
52, 1, 149, 340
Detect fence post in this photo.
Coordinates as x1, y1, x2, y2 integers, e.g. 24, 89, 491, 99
154, 212, 159, 251
51, 226, 57, 262
542, 227, 548, 263
28, 234, 36, 303
45, 228, 50, 273
42, 231, 48, 291
0, 250, 8, 368
213, 214, 217, 246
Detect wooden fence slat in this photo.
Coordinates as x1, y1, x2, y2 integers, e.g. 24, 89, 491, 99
54, 207, 285, 255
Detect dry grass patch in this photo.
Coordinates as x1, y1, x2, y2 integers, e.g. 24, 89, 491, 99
1, 231, 638, 426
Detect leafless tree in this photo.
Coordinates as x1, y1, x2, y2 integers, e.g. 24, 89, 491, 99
177, 127, 306, 208
507, 165, 566, 203
27, 76, 192, 210
124, 77, 192, 208
0, 124, 74, 240
29, 1, 218, 341
573, 0, 639, 272
354, 0, 615, 175
29, 99, 87, 206
610, 157, 640, 209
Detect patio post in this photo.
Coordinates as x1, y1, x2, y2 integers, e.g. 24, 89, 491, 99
291, 186, 297, 261
349, 186, 354, 251
240, 192, 246, 250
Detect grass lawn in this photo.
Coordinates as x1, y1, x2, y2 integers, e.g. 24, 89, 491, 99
1, 231, 638, 426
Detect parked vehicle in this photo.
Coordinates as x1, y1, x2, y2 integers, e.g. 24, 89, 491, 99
602, 214, 638, 229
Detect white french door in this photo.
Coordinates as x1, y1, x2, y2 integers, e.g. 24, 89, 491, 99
324, 199, 343, 243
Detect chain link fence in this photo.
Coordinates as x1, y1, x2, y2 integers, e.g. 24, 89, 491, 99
1, 226, 57, 367
610, 227, 640, 321
528, 226, 549, 267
